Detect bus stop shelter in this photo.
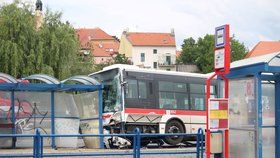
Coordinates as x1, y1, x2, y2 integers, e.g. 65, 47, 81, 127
223, 52, 280, 158
0, 73, 103, 149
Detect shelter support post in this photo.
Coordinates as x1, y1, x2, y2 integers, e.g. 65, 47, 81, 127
276, 75, 280, 158
11, 91, 16, 149
98, 87, 104, 149
256, 75, 262, 158
51, 91, 56, 149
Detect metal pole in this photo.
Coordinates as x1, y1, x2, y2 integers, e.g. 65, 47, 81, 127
220, 75, 229, 158
206, 73, 217, 158
133, 128, 139, 158
35, 128, 41, 158
51, 91, 56, 148
256, 75, 262, 158
135, 128, 141, 158
11, 91, 16, 149
99, 85, 104, 149
275, 75, 280, 158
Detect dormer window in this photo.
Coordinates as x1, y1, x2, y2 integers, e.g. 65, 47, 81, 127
163, 40, 168, 44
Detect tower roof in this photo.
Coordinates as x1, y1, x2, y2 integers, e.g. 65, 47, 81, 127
36, 0, 43, 11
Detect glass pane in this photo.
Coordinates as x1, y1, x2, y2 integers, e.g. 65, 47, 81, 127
159, 81, 173, 91
229, 77, 256, 158
229, 78, 256, 128
190, 84, 205, 94
175, 93, 189, 110
139, 81, 147, 99
190, 94, 205, 110
55, 93, 79, 117
174, 83, 187, 92
230, 129, 255, 158
14, 92, 52, 147
159, 92, 175, 109
74, 92, 99, 119
126, 79, 138, 99
262, 84, 275, 126
262, 128, 275, 158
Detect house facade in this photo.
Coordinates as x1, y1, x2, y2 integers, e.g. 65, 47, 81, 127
119, 30, 177, 71
76, 28, 120, 64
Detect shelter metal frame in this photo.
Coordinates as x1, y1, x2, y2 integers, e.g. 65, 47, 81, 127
221, 52, 280, 158
0, 73, 103, 148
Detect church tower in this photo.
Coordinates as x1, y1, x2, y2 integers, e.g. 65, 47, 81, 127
35, 0, 43, 29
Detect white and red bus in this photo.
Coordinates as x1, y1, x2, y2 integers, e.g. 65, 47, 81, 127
89, 64, 217, 146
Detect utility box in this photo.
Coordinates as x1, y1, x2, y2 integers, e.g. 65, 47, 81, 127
210, 132, 223, 153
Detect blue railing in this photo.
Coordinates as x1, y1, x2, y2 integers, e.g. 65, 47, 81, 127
0, 128, 205, 158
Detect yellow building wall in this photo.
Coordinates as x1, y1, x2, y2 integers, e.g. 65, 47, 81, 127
119, 34, 133, 58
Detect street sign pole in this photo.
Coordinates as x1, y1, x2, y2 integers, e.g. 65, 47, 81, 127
206, 24, 230, 158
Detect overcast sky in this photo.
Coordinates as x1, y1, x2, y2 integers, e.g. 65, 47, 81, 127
1, 0, 280, 50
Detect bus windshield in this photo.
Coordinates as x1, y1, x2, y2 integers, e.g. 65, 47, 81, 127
90, 68, 122, 113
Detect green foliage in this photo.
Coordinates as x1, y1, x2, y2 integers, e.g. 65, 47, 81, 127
0, 1, 91, 80
113, 54, 129, 64
178, 34, 248, 73
92, 54, 130, 72
177, 37, 197, 64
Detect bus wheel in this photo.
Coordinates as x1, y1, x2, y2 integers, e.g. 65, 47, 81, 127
164, 120, 185, 145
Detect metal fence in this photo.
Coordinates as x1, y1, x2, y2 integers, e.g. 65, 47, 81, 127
0, 128, 205, 158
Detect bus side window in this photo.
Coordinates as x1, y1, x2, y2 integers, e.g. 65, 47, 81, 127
190, 84, 206, 111
138, 81, 147, 99
126, 79, 138, 98
126, 79, 147, 99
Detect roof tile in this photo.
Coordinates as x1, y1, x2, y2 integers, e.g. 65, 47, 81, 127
126, 32, 176, 46
76, 27, 114, 48
245, 41, 280, 58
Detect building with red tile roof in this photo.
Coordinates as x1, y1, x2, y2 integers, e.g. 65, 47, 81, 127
245, 41, 280, 58
76, 27, 119, 64
176, 50, 182, 58
119, 29, 177, 71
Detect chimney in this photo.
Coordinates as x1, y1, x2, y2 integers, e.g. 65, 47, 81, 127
170, 28, 175, 37
122, 28, 129, 36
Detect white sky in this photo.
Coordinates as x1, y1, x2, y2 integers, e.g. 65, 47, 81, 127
1, 0, 280, 50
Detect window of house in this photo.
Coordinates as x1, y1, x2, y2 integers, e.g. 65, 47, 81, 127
141, 53, 145, 62
153, 62, 157, 69
166, 55, 171, 65
153, 49, 157, 54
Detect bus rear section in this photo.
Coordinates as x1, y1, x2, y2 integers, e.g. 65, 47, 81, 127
89, 64, 217, 147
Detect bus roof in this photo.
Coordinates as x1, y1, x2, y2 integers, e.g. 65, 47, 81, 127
90, 64, 213, 79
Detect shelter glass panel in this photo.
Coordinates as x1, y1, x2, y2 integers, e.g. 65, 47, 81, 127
74, 92, 99, 119
262, 128, 275, 158
229, 77, 256, 158
229, 129, 255, 158
0, 91, 12, 148
229, 78, 256, 128
262, 83, 275, 126
14, 91, 52, 147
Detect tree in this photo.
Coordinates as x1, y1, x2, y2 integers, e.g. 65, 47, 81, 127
177, 37, 197, 64
113, 54, 129, 64
0, 1, 91, 79
178, 34, 248, 73
92, 54, 130, 72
